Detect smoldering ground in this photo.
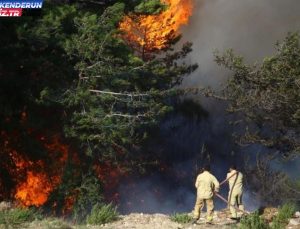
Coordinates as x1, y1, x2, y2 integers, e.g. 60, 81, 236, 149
117, 0, 300, 213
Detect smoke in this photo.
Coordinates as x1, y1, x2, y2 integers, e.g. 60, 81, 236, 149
118, 172, 195, 214
117, 0, 300, 213
181, 0, 300, 88
118, 104, 253, 214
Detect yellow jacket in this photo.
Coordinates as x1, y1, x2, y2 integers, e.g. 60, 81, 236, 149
195, 171, 220, 199
227, 170, 243, 194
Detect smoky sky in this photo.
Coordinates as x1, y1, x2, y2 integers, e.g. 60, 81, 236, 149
181, 0, 300, 88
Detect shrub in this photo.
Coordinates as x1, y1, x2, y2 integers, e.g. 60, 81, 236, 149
71, 173, 104, 223
0, 207, 38, 227
239, 211, 269, 229
86, 203, 119, 225
170, 213, 193, 224
271, 203, 296, 229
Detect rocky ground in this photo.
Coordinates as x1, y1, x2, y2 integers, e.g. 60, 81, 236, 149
91, 211, 237, 229
287, 211, 300, 229
1, 201, 300, 229
25, 211, 237, 229
28, 210, 300, 229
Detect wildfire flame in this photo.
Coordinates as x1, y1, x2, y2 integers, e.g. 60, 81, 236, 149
119, 0, 193, 55
11, 135, 69, 207
15, 171, 56, 207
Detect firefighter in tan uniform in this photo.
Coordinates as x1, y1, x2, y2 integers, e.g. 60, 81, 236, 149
226, 165, 244, 219
193, 165, 220, 223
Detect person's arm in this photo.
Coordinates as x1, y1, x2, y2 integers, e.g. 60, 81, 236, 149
212, 175, 220, 192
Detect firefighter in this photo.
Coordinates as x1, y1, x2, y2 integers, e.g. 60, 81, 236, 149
226, 165, 244, 219
193, 164, 220, 224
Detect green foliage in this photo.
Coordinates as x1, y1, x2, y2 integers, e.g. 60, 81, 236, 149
214, 33, 300, 156
240, 203, 296, 229
239, 212, 269, 229
271, 203, 296, 229
134, 0, 167, 14
0, 207, 39, 227
86, 203, 119, 225
170, 213, 193, 224
72, 173, 104, 223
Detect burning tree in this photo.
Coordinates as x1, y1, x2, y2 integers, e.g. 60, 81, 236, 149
0, 0, 197, 220
63, 2, 197, 163
119, 0, 193, 60
61, 2, 197, 216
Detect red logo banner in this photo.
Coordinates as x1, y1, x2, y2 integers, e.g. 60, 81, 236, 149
0, 8, 22, 16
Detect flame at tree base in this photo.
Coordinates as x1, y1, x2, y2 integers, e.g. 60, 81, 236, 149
2, 133, 70, 208
15, 171, 58, 207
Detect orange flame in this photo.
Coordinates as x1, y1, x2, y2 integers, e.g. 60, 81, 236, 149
15, 171, 55, 207
119, 0, 193, 55
12, 135, 69, 207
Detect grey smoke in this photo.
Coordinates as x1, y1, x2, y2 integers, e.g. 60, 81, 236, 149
118, 173, 195, 214
181, 0, 300, 89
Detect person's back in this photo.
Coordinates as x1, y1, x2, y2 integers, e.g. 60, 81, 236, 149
193, 165, 219, 224
196, 171, 219, 199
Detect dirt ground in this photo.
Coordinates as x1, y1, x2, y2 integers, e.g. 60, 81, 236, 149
91, 210, 238, 229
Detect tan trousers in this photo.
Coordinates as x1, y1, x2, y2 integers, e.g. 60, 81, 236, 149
229, 192, 244, 218
193, 198, 214, 222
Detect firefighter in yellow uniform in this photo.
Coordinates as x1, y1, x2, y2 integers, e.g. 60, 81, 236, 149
193, 164, 220, 224
226, 165, 244, 219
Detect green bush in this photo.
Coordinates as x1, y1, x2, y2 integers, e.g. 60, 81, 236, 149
0, 207, 38, 227
239, 211, 269, 229
170, 213, 193, 224
86, 203, 119, 225
71, 173, 104, 223
271, 203, 296, 229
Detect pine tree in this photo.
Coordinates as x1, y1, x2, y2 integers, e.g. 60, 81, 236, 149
63, 2, 197, 163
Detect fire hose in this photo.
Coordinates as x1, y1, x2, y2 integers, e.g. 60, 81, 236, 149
214, 192, 247, 214
214, 172, 248, 214
219, 172, 238, 186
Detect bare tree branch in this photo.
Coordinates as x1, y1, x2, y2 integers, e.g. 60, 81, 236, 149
105, 113, 150, 119
89, 89, 150, 97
